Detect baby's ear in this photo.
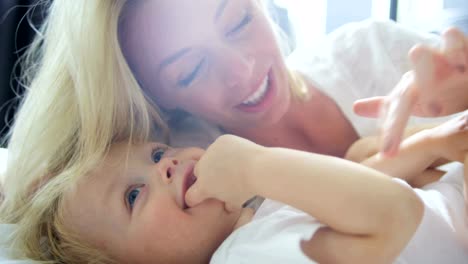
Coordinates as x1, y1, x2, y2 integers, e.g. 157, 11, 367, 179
410, 45, 456, 84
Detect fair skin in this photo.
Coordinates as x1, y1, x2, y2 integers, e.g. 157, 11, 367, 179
354, 28, 468, 210
121, 0, 359, 157
65, 137, 423, 264
62, 143, 244, 264
121, 0, 468, 158
354, 28, 468, 156
188, 116, 467, 262
63, 114, 467, 263
347, 113, 468, 185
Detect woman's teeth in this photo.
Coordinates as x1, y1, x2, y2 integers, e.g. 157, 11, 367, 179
242, 75, 269, 106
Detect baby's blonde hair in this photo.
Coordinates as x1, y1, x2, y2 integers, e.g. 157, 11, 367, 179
0, 0, 166, 263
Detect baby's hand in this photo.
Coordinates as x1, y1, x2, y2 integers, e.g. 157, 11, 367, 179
354, 28, 468, 156
184, 135, 262, 211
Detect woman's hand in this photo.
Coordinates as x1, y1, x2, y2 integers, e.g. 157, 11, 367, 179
184, 135, 263, 211
424, 111, 468, 163
354, 28, 468, 156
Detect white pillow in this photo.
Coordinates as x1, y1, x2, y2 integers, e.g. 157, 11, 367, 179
0, 148, 7, 187
0, 150, 37, 264
0, 224, 38, 264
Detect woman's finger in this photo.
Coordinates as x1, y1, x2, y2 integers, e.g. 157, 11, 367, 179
353, 97, 386, 118
441, 27, 467, 71
380, 72, 417, 156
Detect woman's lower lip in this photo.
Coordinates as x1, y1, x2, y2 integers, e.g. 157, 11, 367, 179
236, 71, 275, 113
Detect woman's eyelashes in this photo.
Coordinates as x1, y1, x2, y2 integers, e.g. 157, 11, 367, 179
177, 58, 205, 88
226, 10, 253, 37
176, 9, 253, 88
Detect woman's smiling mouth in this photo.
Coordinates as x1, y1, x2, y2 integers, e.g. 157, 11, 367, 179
236, 69, 275, 113
241, 74, 270, 106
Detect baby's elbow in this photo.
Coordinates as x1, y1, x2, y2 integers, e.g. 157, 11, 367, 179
389, 187, 424, 235
374, 188, 424, 263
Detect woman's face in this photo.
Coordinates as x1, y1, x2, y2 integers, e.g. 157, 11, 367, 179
122, 0, 291, 130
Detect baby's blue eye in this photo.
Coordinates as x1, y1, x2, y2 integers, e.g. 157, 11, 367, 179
127, 187, 141, 210
152, 148, 166, 163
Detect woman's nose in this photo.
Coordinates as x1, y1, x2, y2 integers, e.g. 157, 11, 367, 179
157, 157, 179, 184
219, 50, 255, 88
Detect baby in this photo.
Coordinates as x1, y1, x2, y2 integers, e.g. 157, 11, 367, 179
54, 112, 468, 264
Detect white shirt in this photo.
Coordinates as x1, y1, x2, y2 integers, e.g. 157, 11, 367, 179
211, 163, 468, 264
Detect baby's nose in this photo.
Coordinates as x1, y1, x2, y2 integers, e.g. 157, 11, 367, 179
158, 158, 178, 183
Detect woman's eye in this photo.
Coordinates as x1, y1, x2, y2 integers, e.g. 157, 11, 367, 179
127, 187, 142, 210
178, 59, 205, 88
226, 12, 252, 37
152, 147, 166, 163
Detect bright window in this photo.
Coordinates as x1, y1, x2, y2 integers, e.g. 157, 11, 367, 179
397, 0, 444, 31
275, 0, 393, 48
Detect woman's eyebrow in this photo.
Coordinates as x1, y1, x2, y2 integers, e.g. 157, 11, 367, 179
158, 48, 191, 73
214, 0, 229, 22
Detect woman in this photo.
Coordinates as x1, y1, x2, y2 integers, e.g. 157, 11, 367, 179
0, 0, 466, 261
117, 0, 467, 157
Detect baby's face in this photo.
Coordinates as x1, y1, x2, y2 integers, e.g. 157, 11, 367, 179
63, 142, 241, 263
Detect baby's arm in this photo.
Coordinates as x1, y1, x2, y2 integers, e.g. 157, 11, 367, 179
345, 124, 437, 163
346, 125, 445, 187
349, 131, 438, 182
187, 135, 423, 264
348, 116, 468, 186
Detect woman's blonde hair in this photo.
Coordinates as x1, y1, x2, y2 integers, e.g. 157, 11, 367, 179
0, 0, 166, 263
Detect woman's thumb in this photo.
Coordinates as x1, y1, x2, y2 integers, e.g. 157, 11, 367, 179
353, 97, 385, 118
